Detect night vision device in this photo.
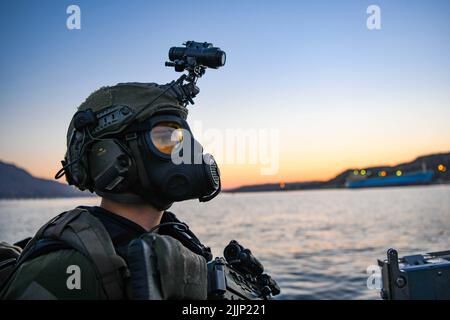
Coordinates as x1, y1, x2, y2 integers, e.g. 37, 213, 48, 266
164, 41, 226, 106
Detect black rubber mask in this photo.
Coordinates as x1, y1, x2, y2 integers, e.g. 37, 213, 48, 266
129, 114, 221, 210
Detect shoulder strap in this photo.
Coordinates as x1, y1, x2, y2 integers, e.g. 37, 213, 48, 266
18, 208, 129, 300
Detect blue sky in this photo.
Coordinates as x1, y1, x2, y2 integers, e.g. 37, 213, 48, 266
1, 0, 449, 187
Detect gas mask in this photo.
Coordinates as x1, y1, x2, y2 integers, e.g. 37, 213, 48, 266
85, 113, 221, 210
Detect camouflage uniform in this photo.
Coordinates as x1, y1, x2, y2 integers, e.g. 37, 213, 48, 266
1, 206, 208, 300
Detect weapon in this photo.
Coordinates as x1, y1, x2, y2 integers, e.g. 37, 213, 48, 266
208, 240, 280, 300
378, 248, 450, 299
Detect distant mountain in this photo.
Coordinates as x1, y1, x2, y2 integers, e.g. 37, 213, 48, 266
227, 152, 450, 193
0, 160, 92, 199
228, 181, 324, 193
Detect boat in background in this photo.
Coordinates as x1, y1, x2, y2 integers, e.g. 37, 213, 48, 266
346, 170, 434, 188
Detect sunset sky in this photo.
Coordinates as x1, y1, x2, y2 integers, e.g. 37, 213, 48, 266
1, 0, 450, 189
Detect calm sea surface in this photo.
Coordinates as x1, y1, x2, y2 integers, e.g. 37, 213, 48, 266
1, 185, 449, 299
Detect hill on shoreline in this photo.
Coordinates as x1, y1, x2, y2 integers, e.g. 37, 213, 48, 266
2, 151, 449, 198
0, 160, 92, 199
227, 152, 450, 193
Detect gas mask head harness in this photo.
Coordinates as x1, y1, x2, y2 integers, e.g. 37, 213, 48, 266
55, 41, 226, 210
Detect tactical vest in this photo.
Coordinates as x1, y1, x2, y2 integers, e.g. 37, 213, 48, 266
0, 208, 129, 299
0, 207, 212, 299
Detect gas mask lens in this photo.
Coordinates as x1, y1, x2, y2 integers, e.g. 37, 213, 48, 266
150, 122, 183, 155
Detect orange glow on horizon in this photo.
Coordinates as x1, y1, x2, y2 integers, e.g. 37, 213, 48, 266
14, 144, 450, 190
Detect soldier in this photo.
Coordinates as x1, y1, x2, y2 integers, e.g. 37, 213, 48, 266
0, 82, 221, 299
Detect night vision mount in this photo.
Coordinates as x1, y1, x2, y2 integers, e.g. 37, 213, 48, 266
164, 41, 226, 106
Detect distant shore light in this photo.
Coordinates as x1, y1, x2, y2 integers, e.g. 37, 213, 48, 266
396, 170, 402, 176
438, 164, 446, 172
360, 169, 366, 175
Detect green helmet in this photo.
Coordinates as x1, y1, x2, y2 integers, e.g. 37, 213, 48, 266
66, 82, 188, 145
61, 82, 189, 193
